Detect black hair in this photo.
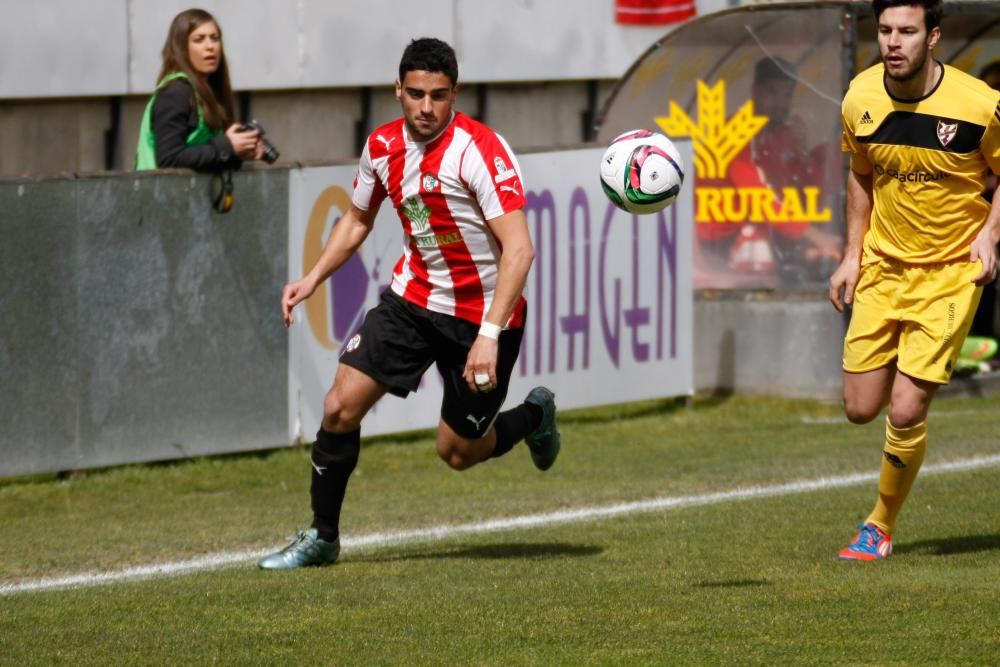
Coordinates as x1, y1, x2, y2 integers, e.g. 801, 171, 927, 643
980, 60, 1000, 83
872, 0, 943, 31
753, 56, 797, 84
398, 37, 459, 86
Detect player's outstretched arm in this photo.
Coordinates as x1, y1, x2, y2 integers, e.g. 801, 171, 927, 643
829, 168, 872, 312
463, 209, 534, 391
282, 204, 378, 327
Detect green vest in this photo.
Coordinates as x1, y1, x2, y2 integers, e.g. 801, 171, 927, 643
135, 71, 221, 170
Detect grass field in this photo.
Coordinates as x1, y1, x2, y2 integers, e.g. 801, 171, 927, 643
2, 393, 999, 665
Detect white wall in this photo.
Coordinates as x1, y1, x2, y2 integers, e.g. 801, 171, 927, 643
0, 0, 728, 98
0, 0, 128, 97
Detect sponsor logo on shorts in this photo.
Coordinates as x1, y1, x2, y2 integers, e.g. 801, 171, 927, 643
943, 302, 956, 344
344, 333, 362, 354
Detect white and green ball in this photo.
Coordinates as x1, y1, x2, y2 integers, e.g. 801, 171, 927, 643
600, 129, 684, 214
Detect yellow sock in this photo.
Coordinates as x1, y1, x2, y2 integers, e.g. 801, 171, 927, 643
866, 418, 927, 534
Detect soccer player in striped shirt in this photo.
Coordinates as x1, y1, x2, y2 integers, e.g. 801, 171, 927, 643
829, 0, 1000, 560
259, 38, 560, 569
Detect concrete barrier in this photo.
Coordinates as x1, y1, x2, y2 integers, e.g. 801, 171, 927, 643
0, 167, 846, 478
0, 170, 288, 476
694, 293, 846, 400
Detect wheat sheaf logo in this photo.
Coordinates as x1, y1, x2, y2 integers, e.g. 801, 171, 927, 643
403, 195, 432, 234
653, 79, 831, 225
654, 79, 767, 179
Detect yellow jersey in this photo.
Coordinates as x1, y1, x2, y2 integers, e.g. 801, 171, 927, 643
842, 62, 1000, 263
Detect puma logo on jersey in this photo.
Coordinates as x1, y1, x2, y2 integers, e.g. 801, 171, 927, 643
466, 414, 487, 430
376, 134, 396, 150
500, 184, 520, 197
859, 111, 874, 125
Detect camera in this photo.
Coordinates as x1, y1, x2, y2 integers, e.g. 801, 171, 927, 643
241, 120, 280, 164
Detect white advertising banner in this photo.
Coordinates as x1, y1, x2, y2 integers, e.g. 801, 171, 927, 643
287, 144, 694, 442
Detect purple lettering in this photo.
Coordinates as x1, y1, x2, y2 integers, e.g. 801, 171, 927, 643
625, 214, 650, 362
524, 190, 558, 375
657, 206, 678, 359
560, 187, 591, 370
599, 202, 621, 367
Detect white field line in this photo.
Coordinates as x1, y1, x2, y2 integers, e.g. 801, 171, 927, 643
801, 409, 988, 425
3, 454, 999, 597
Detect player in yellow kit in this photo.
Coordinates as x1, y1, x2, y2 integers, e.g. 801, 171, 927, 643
829, 0, 1000, 560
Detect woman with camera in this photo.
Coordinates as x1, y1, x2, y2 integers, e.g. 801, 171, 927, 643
136, 8, 263, 171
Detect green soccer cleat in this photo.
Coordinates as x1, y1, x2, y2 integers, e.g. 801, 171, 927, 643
258, 528, 340, 570
524, 386, 560, 471
959, 335, 998, 362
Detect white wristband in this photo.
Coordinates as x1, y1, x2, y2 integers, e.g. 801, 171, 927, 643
478, 321, 503, 340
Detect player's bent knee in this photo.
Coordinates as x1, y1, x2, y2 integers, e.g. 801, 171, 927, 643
436, 445, 476, 471
322, 393, 364, 432
435, 434, 484, 471
844, 409, 878, 425
886, 407, 924, 429
843, 400, 880, 425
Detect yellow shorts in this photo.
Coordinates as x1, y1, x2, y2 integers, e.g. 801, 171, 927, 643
843, 254, 983, 384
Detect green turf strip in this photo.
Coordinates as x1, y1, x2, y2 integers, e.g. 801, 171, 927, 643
1, 394, 998, 664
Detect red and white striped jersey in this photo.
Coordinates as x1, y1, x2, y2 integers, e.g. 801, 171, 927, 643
352, 111, 527, 327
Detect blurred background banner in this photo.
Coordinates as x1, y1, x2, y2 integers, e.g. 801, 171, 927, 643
615, 0, 697, 25
599, 3, 846, 290
599, 1, 1000, 291
287, 146, 695, 442
8, 2, 1000, 476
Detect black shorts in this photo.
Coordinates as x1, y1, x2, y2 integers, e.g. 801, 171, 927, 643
338, 290, 524, 439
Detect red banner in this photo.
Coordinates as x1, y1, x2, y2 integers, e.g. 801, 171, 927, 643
616, 0, 696, 25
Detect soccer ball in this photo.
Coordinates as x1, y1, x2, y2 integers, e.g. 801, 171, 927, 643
600, 129, 684, 214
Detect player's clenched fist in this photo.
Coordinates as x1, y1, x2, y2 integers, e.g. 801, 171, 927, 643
282, 278, 315, 327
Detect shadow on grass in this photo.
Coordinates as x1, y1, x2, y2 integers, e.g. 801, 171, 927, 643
895, 533, 1000, 556
555, 398, 689, 425
694, 578, 771, 588
0, 392, 744, 490
353, 541, 603, 563
0, 446, 297, 488
693, 390, 735, 410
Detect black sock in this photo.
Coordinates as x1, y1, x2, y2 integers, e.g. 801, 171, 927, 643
490, 402, 543, 458
309, 427, 361, 542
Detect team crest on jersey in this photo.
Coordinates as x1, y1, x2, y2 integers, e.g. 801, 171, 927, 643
422, 173, 440, 192
936, 120, 958, 148
493, 156, 517, 183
